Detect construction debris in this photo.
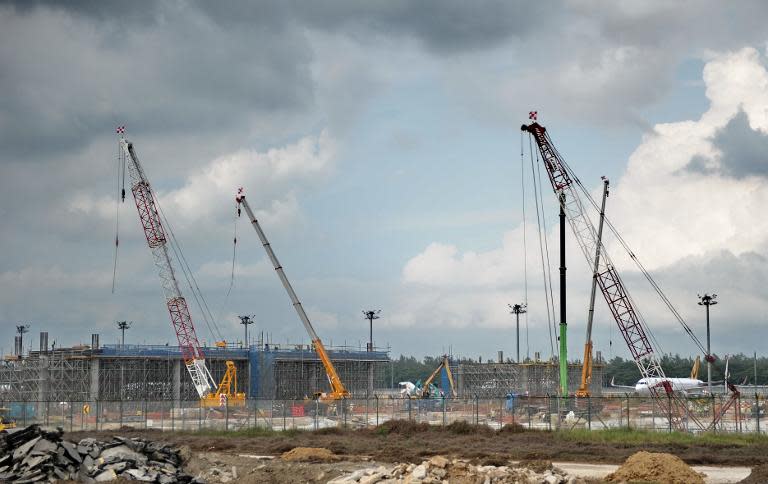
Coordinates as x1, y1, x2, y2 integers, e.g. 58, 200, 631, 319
0, 424, 197, 483
605, 451, 705, 484
328, 455, 583, 483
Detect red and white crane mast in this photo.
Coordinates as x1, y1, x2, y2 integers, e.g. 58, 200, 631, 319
118, 132, 215, 398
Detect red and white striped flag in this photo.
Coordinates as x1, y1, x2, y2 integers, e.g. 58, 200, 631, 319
528, 111, 537, 121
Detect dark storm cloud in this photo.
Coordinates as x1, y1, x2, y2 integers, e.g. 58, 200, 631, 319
0, 2, 312, 159
687, 111, 768, 178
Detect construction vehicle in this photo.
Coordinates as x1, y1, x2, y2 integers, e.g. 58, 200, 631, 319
417, 355, 457, 398
576, 178, 609, 398
118, 130, 242, 407
236, 188, 350, 401
522, 118, 738, 431
0, 407, 16, 431
690, 355, 701, 380
202, 361, 246, 408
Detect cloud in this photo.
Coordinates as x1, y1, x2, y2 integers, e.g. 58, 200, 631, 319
394, 47, 768, 342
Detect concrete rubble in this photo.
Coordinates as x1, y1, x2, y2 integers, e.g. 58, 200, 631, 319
328, 456, 586, 484
0, 424, 198, 483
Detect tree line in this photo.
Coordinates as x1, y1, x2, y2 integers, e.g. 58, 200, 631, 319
389, 353, 768, 387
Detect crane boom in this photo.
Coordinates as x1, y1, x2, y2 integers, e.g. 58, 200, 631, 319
521, 122, 702, 430
236, 190, 350, 399
118, 135, 215, 398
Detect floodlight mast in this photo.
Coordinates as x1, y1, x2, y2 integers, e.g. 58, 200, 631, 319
236, 189, 350, 400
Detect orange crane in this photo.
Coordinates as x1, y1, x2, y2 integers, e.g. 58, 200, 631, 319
236, 188, 350, 400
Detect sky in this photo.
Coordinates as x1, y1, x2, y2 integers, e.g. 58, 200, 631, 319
2, 1, 768, 365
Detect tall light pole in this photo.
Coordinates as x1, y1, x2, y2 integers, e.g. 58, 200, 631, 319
116, 321, 132, 348
698, 293, 718, 393
238, 315, 255, 348
363, 310, 380, 352
508, 303, 527, 363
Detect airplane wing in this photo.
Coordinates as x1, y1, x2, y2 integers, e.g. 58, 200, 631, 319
610, 377, 636, 391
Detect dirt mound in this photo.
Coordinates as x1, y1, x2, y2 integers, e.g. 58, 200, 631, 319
740, 464, 768, 483
606, 451, 705, 484
445, 420, 494, 435
519, 459, 553, 473
280, 447, 340, 462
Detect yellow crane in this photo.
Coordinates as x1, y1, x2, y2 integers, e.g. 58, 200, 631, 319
236, 189, 350, 400
576, 178, 609, 398
690, 355, 701, 380
202, 360, 246, 408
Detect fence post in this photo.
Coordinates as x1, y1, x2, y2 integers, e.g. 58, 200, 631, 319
626, 395, 631, 429
756, 393, 761, 434
197, 399, 201, 431
375, 395, 379, 427
711, 394, 716, 432
475, 395, 479, 425
343, 398, 348, 429
314, 399, 319, 431
407, 398, 412, 421
119, 399, 124, 430
667, 393, 672, 433
145, 400, 149, 430
69, 401, 74, 432
282, 401, 287, 431
442, 396, 447, 426
587, 396, 592, 431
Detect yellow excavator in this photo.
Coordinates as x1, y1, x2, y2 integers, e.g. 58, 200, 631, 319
417, 355, 457, 399
237, 189, 349, 401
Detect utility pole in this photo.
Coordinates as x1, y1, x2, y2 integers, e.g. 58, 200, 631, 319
698, 293, 718, 394
116, 321, 132, 348
238, 315, 255, 349
16, 324, 30, 356
508, 303, 527, 362
362, 310, 380, 352
558, 193, 568, 396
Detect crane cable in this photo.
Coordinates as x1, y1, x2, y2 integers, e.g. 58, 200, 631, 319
216, 208, 239, 325
111, 142, 126, 294
527, 134, 556, 358
520, 131, 530, 360
548, 133, 707, 356
154, 198, 224, 343
534, 143, 560, 345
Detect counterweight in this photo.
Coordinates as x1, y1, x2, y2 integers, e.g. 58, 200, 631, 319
118, 136, 215, 398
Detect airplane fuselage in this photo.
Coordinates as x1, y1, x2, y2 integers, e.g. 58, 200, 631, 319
635, 377, 704, 394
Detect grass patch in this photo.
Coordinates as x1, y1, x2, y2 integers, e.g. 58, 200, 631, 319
556, 427, 768, 446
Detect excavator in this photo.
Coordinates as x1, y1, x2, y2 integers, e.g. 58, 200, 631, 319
236, 188, 350, 401
0, 407, 16, 431
408, 355, 456, 399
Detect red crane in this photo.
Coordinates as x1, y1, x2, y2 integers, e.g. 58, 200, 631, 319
521, 120, 736, 431
118, 130, 216, 398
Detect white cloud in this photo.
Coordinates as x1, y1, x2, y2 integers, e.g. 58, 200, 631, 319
162, 130, 335, 228
395, 47, 768, 336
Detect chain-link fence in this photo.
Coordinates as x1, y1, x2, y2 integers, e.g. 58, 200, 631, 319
2, 393, 764, 434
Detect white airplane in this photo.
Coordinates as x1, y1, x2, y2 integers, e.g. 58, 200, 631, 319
610, 376, 714, 395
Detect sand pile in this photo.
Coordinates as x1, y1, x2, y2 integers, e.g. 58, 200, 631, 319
280, 447, 340, 462
606, 451, 704, 484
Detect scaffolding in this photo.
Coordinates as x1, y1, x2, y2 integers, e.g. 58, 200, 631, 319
0, 340, 390, 402
456, 361, 605, 398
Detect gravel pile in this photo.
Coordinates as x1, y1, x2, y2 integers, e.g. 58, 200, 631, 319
0, 424, 198, 483
328, 455, 584, 484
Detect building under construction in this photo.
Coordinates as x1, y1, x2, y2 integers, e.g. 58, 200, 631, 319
0, 332, 390, 403
447, 352, 606, 398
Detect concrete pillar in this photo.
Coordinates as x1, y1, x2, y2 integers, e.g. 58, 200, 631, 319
37, 356, 49, 420
89, 358, 100, 403
172, 360, 181, 405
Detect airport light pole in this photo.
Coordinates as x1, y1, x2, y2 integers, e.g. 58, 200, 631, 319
363, 310, 380, 352
116, 321, 132, 348
508, 303, 527, 362
238, 315, 255, 349
698, 293, 717, 393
